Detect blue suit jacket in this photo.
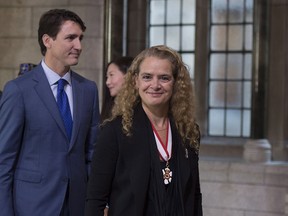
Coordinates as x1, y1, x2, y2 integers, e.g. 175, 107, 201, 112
0, 65, 100, 216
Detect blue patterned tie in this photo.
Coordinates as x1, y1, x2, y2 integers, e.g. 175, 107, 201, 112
57, 79, 73, 140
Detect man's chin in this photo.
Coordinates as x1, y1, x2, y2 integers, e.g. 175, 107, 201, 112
69, 59, 79, 66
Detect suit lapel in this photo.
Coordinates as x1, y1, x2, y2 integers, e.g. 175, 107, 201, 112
128, 105, 152, 211
32, 66, 67, 138
171, 122, 191, 191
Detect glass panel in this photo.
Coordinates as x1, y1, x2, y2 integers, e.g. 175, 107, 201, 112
182, 0, 196, 23
182, 53, 195, 79
227, 54, 242, 79
245, 24, 253, 50
167, 0, 180, 24
208, 0, 253, 138
243, 110, 251, 137
210, 54, 226, 79
211, 25, 227, 51
166, 26, 180, 50
226, 109, 241, 136
243, 81, 251, 108
228, 25, 243, 50
150, 0, 165, 25
210, 81, 225, 107
182, 26, 195, 51
245, 0, 254, 22
226, 81, 242, 107
244, 54, 252, 79
150, 27, 165, 46
211, 0, 227, 23
228, 0, 244, 23
209, 109, 225, 135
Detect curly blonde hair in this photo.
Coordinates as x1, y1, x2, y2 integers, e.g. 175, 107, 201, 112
108, 45, 199, 149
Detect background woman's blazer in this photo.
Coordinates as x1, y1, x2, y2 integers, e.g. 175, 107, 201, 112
0, 64, 100, 216
85, 105, 202, 216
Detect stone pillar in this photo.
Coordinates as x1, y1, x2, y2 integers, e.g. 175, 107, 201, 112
243, 139, 271, 162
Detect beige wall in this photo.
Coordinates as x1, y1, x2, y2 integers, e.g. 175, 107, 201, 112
0, 0, 104, 102
200, 159, 288, 216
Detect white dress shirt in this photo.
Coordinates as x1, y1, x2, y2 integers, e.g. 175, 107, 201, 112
41, 60, 73, 118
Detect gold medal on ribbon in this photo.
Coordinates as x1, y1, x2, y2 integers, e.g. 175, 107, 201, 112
162, 166, 172, 184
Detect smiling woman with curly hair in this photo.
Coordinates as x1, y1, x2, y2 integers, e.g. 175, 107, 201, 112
86, 45, 203, 216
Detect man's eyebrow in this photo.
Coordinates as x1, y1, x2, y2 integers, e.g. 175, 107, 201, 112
66, 33, 84, 38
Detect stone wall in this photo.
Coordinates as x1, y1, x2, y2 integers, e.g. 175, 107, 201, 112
0, 0, 104, 97
200, 159, 288, 216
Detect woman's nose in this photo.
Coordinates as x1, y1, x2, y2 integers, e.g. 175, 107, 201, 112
151, 78, 160, 89
106, 77, 111, 86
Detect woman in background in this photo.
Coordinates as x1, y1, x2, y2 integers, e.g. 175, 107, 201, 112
100, 56, 133, 122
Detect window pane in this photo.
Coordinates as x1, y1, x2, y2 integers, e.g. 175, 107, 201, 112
226, 109, 241, 136
166, 26, 180, 50
243, 110, 251, 137
211, 25, 227, 51
148, 0, 196, 80
211, 0, 227, 23
167, 0, 180, 24
228, 25, 243, 50
182, 26, 195, 51
208, 0, 253, 137
243, 81, 251, 108
245, 24, 253, 50
210, 81, 225, 107
209, 109, 225, 135
182, 0, 196, 23
182, 53, 195, 79
244, 54, 252, 79
210, 54, 226, 79
245, 0, 254, 22
229, 0, 244, 23
150, 0, 165, 25
227, 54, 242, 79
150, 27, 164, 46
226, 81, 242, 107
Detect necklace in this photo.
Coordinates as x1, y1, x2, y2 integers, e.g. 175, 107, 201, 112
151, 119, 172, 185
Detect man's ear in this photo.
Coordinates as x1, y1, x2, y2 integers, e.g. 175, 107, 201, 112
42, 34, 51, 49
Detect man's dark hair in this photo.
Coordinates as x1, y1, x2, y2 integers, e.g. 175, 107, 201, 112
38, 9, 86, 56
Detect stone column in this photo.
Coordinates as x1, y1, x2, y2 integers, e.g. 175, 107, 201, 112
243, 139, 271, 162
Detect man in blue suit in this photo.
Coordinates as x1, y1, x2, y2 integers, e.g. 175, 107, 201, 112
0, 9, 100, 216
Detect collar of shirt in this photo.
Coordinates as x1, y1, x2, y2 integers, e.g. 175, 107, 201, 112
41, 59, 74, 118
41, 60, 72, 87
